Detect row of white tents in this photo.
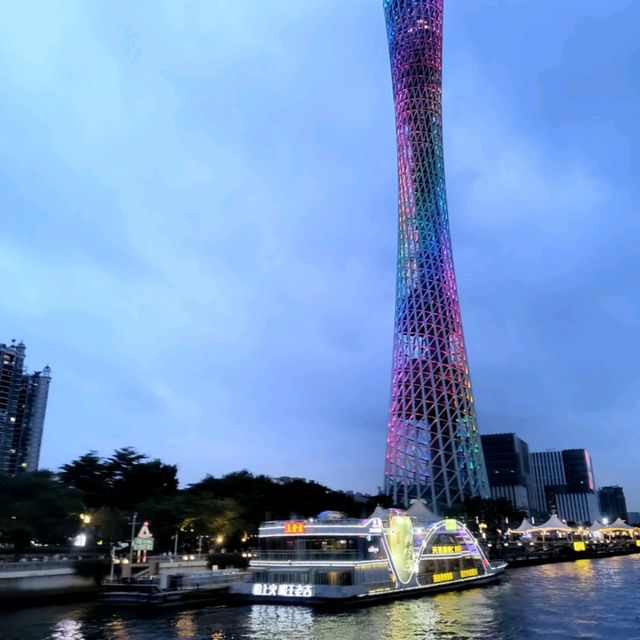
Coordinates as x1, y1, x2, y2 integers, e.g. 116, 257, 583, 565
509, 515, 637, 536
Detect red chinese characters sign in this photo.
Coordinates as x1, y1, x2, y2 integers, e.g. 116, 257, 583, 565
284, 521, 305, 534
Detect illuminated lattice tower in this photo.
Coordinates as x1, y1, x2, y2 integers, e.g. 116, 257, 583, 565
383, 0, 489, 511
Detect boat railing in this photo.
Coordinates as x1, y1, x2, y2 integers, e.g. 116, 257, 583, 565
175, 570, 244, 590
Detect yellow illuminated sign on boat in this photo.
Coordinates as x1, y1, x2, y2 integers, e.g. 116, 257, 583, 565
444, 519, 457, 531
573, 541, 586, 552
431, 545, 462, 554
432, 572, 454, 583
284, 522, 305, 534
460, 568, 479, 578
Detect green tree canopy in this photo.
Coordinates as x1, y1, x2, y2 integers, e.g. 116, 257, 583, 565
0, 471, 84, 550
59, 447, 178, 511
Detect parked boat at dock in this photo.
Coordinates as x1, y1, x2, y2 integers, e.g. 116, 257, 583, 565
101, 569, 243, 606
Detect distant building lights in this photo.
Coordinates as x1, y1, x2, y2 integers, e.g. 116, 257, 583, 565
73, 534, 87, 547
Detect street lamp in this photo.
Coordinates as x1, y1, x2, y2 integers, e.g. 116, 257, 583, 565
110, 542, 129, 581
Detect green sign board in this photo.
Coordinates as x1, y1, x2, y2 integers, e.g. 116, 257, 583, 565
444, 519, 457, 532
132, 538, 155, 551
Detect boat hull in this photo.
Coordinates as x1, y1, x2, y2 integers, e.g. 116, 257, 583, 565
232, 564, 507, 607
101, 584, 232, 607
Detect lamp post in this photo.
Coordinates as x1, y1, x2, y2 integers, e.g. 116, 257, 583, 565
128, 513, 138, 565
109, 542, 129, 581
110, 546, 116, 582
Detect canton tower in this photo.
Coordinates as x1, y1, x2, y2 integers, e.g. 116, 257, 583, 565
383, 0, 489, 511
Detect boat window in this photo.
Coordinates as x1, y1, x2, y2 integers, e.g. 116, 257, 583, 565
258, 536, 380, 560
251, 571, 311, 585
314, 571, 353, 586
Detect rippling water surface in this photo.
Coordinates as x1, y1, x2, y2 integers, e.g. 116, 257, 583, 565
3, 555, 640, 640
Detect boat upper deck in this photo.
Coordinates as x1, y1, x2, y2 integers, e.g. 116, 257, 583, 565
258, 517, 382, 538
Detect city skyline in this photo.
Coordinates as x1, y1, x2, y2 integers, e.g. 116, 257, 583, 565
1, 2, 639, 505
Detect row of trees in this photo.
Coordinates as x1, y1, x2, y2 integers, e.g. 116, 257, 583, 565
0, 448, 388, 553
0, 447, 524, 554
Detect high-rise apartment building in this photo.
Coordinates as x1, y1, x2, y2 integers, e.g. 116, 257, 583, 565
481, 434, 531, 514
0, 340, 51, 474
598, 486, 628, 523
530, 449, 599, 524
382, 0, 489, 512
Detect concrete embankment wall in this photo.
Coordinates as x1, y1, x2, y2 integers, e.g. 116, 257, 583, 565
0, 567, 98, 603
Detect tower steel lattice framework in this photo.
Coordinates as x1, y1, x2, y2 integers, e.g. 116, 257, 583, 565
383, 0, 489, 511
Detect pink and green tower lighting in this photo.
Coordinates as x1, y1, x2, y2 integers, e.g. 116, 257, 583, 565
383, 0, 489, 511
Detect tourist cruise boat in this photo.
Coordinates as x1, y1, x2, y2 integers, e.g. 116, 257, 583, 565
231, 501, 507, 605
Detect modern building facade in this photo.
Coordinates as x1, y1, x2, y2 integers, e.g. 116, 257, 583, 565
598, 486, 628, 523
530, 449, 599, 524
530, 450, 565, 516
626, 512, 640, 525
0, 340, 51, 474
562, 449, 596, 494
382, 0, 489, 511
481, 433, 531, 514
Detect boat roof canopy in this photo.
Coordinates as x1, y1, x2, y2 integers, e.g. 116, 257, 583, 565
368, 500, 437, 524
316, 510, 348, 522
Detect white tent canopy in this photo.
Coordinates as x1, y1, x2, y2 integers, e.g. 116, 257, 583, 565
369, 506, 389, 519
602, 518, 635, 531
588, 521, 604, 532
530, 514, 575, 532
509, 518, 534, 533
406, 499, 437, 523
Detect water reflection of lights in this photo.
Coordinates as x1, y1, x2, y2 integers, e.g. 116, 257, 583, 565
175, 611, 198, 638
574, 559, 594, 582
433, 589, 498, 636
248, 605, 314, 640
105, 618, 129, 640
51, 619, 84, 640
383, 599, 440, 638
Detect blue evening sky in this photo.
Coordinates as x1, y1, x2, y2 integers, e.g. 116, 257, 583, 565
2, 2, 639, 506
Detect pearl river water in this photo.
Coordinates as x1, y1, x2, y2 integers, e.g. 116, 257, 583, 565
3, 556, 640, 640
